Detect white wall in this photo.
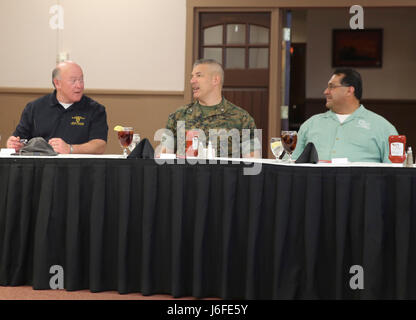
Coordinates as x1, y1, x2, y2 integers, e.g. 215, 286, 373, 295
306, 8, 416, 99
0, 0, 186, 90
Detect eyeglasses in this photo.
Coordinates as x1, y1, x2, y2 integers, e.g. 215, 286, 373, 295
326, 84, 349, 90
68, 79, 84, 85
56, 78, 84, 85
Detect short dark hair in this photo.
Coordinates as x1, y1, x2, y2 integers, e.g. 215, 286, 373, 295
333, 68, 362, 100
193, 59, 224, 85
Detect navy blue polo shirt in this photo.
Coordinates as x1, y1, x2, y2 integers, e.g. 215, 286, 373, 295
13, 91, 108, 144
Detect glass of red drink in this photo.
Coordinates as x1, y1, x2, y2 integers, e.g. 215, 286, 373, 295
281, 130, 297, 162
118, 127, 133, 157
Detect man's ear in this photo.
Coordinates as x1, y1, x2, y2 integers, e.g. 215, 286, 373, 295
212, 73, 221, 86
53, 78, 60, 89
347, 85, 355, 96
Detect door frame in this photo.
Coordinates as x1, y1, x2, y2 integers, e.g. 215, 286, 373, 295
185, 0, 416, 158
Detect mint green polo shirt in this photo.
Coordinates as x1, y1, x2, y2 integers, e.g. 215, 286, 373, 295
292, 105, 398, 163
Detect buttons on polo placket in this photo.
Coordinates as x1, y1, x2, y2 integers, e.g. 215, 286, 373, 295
188, 109, 193, 113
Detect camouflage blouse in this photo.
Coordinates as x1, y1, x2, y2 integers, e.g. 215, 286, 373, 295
163, 98, 259, 157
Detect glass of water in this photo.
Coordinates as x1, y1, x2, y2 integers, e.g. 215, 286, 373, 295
270, 137, 284, 161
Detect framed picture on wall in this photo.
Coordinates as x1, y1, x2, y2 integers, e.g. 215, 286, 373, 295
332, 29, 383, 68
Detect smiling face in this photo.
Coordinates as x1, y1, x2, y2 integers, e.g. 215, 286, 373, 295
190, 63, 221, 105
323, 74, 349, 112
54, 62, 84, 103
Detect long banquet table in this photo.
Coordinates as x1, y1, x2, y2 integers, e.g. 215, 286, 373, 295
1, 155, 416, 299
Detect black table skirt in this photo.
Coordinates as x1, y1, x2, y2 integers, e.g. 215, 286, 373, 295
1, 158, 416, 299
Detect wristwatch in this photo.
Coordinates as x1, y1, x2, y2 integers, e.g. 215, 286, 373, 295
69, 144, 73, 154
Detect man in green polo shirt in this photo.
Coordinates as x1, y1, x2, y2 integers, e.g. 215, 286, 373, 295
292, 68, 398, 163
159, 59, 261, 158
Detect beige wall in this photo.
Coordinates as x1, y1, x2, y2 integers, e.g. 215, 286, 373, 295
0, 0, 187, 153
0, 0, 186, 91
306, 8, 416, 99
0, 90, 185, 153
90, 92, 184, 153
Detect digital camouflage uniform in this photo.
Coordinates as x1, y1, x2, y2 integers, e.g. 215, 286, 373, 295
162, 98, 260, 157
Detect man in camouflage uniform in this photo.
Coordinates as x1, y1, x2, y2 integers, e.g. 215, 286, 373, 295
160, 59, 261, 158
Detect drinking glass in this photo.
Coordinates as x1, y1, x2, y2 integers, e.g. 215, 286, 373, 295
281, 131, 297, 162
117, 127, 134, 157
270, 137, 284, 161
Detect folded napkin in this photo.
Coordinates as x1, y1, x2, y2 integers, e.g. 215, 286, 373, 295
12, 137, 58, 156
127, 138, 154, 159
295, 142, 319, 164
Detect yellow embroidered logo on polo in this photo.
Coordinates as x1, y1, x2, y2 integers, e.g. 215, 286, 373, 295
71, 116, 85, 126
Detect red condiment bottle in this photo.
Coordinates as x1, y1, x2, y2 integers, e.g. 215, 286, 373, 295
389, 135, 406, 163
185, 130, 199, 157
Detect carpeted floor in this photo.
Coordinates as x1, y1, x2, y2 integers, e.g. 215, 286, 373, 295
0, 286, 217, 300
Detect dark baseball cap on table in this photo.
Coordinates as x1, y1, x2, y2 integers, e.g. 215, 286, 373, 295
295, 142, 319, 164
12, 137, 58, 156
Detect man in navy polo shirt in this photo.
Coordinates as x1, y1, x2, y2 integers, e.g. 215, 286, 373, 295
6, 61, 108, 154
